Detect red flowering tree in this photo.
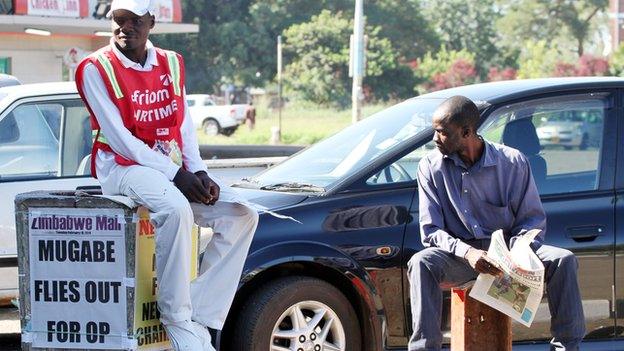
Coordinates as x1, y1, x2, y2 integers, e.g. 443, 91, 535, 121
552, 62, 577, 77
552, 55, 609, 77
576, 55, 609, 76
427, 59, 477, 91
487, 67, 517, 81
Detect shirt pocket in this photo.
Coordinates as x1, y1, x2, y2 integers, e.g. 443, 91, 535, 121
477, 201, 514, 234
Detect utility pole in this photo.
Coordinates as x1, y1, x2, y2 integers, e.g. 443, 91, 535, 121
273, 35, 283, 144
350, 0, 365, 124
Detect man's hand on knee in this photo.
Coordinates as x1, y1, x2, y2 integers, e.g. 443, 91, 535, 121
464, 247, 503, 276
173, 168, 210, 203
195, 171, 220, 205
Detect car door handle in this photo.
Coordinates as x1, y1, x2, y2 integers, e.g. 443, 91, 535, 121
565, 225, 604, 242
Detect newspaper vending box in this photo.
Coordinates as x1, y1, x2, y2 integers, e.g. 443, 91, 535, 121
15, 191, 199, 350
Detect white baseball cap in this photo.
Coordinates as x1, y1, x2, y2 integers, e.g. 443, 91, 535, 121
106, 0, 156, 18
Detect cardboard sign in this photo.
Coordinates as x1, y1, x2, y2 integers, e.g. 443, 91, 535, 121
28, 207, 128, 349
133, 207, 199, 351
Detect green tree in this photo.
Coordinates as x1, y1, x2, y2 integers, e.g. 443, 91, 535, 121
497, 0, 608, 58
152, 0, 260, 93
414, 48, 477, 93
516, 40, 563, 78
364, 0, 438, 61
610, 45, 624, 76
416, 47, 476, 80
420, 0, 500, 74
155, 0, 438, 94
283, 10, 398, 107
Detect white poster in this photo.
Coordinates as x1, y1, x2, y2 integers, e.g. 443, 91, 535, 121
28, 0, 82, 17
28, 208, 130, 349
152, 0, 174, 23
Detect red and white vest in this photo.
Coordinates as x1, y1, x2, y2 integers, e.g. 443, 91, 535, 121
75, 46, 186, 178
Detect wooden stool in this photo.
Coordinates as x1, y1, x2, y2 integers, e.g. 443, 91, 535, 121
451, 284, 512, 351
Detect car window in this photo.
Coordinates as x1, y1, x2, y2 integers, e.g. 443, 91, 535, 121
59, 99, 92, 176
480, 94, 607, 195
251, 98, 443, 189
204, 97, 214, 106
0, 102, 60, 179
366, 141, 434, 185
186, 99, 196, 107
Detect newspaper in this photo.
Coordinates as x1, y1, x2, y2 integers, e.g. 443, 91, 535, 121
469, 229, 544, 327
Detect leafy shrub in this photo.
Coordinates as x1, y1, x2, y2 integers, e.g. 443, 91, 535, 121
487, 67, 517, 81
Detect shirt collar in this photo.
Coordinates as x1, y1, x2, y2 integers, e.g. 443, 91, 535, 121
109, 38, 158, 69
481, 140, 498, 168
444, 137, 498, 170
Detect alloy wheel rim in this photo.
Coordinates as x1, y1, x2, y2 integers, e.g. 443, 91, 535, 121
204, 121, 219, 135
270, 300, 346, 351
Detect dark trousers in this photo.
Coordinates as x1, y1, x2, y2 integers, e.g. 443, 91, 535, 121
407, 243, 586, 351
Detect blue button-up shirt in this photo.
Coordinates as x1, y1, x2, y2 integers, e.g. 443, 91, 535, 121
417, 139, 546, 258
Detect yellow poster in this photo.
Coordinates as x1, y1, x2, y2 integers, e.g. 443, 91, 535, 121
133, 207, 199, 350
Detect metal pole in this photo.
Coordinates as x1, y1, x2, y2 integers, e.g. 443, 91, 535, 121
277, 35, 283, 142
351, 0, 364, 124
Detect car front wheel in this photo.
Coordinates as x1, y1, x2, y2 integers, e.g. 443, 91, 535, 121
233, 276, 362, 351
202, 118, 220, 136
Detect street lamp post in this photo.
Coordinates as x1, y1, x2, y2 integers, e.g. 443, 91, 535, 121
273, 35, 283, 144
350, 0, 365, 124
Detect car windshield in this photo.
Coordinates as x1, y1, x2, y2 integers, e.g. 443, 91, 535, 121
244, 97, 443, 190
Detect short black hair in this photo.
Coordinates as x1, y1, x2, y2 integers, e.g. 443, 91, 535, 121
437, 95, 480, 130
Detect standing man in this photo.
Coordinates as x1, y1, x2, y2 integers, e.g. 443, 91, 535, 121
75, 1, 258, 350
408, 96, 585, 351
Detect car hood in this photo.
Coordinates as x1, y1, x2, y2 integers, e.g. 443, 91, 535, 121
233, 187, 309, 210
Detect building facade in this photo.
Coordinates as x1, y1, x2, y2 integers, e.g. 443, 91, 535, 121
0, 0, 198, 83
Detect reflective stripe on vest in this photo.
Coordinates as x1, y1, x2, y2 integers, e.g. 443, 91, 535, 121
92, 129, 109, 145
165, 51, 182, 96
96, 53, 124, 99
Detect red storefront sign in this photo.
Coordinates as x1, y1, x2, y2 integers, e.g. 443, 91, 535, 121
13, 0, 182, 22
14, 0, 89, 18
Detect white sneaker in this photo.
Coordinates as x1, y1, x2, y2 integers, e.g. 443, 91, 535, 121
190, 321, 214, 351
163, 320, 204, 351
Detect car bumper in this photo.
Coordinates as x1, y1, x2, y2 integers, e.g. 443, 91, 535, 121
539, 137, 580, 147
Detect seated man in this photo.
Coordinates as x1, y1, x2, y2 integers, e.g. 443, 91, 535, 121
407, 96, 585, 351
75, 0, 258, 349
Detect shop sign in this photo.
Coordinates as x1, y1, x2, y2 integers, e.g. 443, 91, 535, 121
15, 0, 88, 18
152, 0, 182, 23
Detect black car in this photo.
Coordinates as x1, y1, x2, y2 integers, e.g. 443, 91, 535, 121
222, 77, 623, 351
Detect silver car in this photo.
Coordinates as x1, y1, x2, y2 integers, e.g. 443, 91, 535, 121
536, 107, 602, 150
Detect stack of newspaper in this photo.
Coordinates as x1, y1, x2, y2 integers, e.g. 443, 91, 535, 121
469, 229, 544, 327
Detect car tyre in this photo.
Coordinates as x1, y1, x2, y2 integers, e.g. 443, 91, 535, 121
221, 126, 237, 137
202, 118, 220, 136
232, 276, 362, 351
579, 133, 589, 150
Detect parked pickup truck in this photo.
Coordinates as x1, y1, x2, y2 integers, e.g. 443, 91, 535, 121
186, 94, 248, 136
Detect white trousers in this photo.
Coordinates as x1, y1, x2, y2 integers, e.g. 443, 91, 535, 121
100, 164, 258, 330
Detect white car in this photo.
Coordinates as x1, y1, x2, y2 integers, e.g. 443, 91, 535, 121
0, 82, 98, 303
185, 94, 247, 136
536, 111, 602, 150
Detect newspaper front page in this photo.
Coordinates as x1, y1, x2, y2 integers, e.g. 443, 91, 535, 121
469, 229, 544, 327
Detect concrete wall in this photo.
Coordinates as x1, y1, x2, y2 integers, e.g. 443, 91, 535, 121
0, 34, 107, 84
